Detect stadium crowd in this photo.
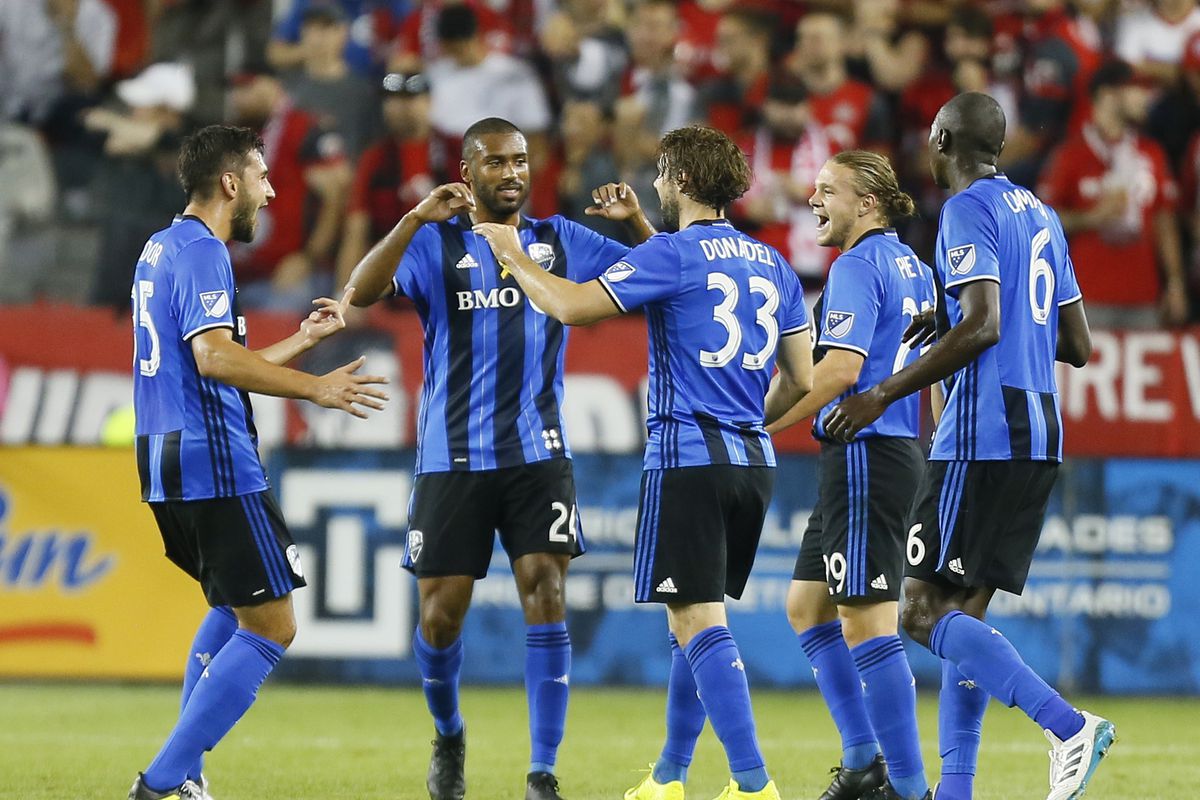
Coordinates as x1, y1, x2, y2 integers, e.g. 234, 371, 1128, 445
3, 0, 1200, 328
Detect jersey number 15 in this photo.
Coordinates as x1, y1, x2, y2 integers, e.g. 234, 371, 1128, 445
133, 279, 161, 377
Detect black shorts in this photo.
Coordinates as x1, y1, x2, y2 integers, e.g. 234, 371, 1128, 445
905, 459, 1059, 594
150, 490, 306, 608
793, 438, 924, 603
402, 459, 585, 579
633, 465, 775, 604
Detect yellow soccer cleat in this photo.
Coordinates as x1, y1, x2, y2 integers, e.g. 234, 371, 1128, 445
712, 778, 781, 800
625, 765, 685, 800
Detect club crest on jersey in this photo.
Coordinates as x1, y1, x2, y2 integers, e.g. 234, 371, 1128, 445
285, 544, 304, 578
527, 242, 555, 271
407, 530, 423, 563
604, 261, 636, 283
826, 310, 855, 339
199, 291, 229, 318
947, 244, 976, 276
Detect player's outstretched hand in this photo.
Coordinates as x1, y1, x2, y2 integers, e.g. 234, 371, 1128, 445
312, 356, 389, 419
413, 183, 476, 224
472, 222, 524, 272
903, 306, 938, 347
821, 387, 888, 443
585, 182, 641, 221
301, 287, 355, 343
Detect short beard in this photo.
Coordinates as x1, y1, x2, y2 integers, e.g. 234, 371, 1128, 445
230, 196, 257, 243
660, 195, 680, 231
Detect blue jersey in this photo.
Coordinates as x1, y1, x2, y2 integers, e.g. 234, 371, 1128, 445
132, 216, 268, 502
393, 214, 629, 474
597, 219, 809, 470
931, 174, 1082, 462
813, 229, 937, 441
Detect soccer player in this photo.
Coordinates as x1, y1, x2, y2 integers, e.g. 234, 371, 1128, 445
345, 117, 656, 800
822, 93, 1112, 800
128, 125, 389, 800
474, 125, 814, 800
768, 151, 936, 800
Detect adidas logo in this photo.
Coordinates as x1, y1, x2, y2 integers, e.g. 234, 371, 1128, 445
554, 674, 570, 685
948, 558, 965, 575
194, 651, 213, 668
423, 678, 444, 686
870, 574, 889, 590
959, 679, 978, 690
731, 658, 745, 672
456, 254, 480, 270
656, 577, 678, 594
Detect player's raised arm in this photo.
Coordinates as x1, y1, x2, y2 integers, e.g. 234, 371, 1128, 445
585, 181, 657, 243
345, 182, 476, 306
472, 222, 622, 326
763, 329, 815, 427
191, 328, 388, 418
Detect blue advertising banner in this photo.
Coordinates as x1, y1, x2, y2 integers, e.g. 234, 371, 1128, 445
271, 451, 1199, 694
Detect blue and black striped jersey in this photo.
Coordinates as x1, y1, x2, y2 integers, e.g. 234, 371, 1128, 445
393, 214, 629, 474
931, 174, 1083, 462
597, 220, 809, 470
132, 216, 268, 501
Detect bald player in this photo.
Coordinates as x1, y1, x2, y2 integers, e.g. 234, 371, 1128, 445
822, 93, 1112, 800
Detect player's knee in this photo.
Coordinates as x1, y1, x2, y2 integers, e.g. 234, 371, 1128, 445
520, 570, 566, 622
899, 597, 933, 647
420, 603, 466, 646
786, 592, 828, 634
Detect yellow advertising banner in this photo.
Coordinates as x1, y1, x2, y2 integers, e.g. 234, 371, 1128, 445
0, 448, 205, 679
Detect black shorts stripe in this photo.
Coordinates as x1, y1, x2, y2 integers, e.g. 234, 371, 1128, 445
1003, 386, 1033, 460
241, 493, 284, 596
439, 221, 474, 468
160, 430, 183, 500
694, 412, 731, 465
1040, 391, 1061, 461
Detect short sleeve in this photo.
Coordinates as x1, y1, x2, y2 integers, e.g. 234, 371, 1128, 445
817, 255, 882, 356
938, 194, 1000, 292
393, 224, 440, 300
558, 219, 631, 282
1058, 252, 1082, 306
596, 233, 681, 312
171, 238, 236, 340
772, 249, 809, 335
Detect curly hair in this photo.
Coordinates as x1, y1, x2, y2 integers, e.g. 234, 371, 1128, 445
657, 126, 752, 212
830, 150, 916, 224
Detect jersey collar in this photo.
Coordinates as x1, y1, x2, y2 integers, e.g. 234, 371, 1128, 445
847, 227, 893, 250
175, 214, 215, 236
455, 212, 534, 231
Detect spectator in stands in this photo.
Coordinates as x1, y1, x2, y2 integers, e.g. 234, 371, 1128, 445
425, 4, 552, 179
539, 0, 627, 108
845, 0, 929, 94
269, 0, 410, 77
556, 99, 630, 240
283, 5, 381, 158
336, 72, 434, 290
699, 9, 775, 136
733, 79, 833, 288
1039, 60, 1189, 328
1149, 30, 1200, 168
0, 123, 57, 304
227, 67, 351, 311
787, 10, 893, 153
83, 62, 193, 308
1116, 0, 1200, 87
390, 0, 512, 74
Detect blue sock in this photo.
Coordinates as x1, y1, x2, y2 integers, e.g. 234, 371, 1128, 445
413, 628, 464, 737
180, 606, 237, 781
526, 622, 571, 775
143, 629, 283, 792
930, 612, 1083, 742
684, 626, 768, 792
654, 633, 705, 785
797, 620, 878, 769
851, 636, 927, 800
938, 659, 988, 800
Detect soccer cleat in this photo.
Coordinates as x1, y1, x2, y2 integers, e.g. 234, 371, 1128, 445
526, 770, 567, 800
127, 774, 203, 800
194, 774, 213, 800
1045, 710, 1117, 800
861, 782, 931, 800
426, 728, 466, 800
817, 754, 887, 800
624, 766, 685, 800
711, 778, 781, 800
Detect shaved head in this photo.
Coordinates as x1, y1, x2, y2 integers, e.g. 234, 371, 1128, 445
929, 92, 1007, 190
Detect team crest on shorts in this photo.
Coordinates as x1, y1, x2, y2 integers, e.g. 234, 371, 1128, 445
285, 544, 304, 578
825, 310, 855, 339
527, 242, 555, 271
947, 244, 976, 276
199, 290, 229, 318
407, 529, 424, 563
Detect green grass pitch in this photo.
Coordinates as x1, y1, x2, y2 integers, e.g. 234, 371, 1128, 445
1, 682, 1193, 799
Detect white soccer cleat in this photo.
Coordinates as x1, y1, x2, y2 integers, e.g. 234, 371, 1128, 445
1045, 710, 1116, 800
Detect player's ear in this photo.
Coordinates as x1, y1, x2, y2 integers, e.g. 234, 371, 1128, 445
937, 129, 951, 153
220, 172, 237, 200
459, 159, 470, 184
859, 192, 877, 218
